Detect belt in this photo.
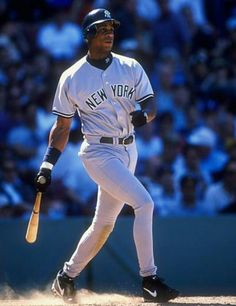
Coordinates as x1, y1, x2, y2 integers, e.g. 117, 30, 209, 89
100, 135, 134, 145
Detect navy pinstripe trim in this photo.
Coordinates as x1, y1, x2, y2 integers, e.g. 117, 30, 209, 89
52, 110, 74, 118
136, 94, 154, 103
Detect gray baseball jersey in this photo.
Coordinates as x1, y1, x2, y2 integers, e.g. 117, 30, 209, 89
53, 52, 157, 278
52, 52, 154, 137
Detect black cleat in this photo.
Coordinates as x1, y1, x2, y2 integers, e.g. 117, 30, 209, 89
51, 270, 77, 303
142, 275, 179, 303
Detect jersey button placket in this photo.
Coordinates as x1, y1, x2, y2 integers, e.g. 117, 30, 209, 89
102, 72, 122, 132
102, 72, 114, 106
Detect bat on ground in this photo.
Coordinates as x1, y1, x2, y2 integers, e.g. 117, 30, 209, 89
25, 177, 45, 243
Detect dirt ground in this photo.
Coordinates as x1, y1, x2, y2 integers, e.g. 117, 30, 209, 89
0, 288, 236, 306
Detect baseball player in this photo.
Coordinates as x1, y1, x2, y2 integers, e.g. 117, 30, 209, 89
35, 8, 179, 303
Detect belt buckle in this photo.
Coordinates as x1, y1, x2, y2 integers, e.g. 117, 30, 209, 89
123, 135, 133, 145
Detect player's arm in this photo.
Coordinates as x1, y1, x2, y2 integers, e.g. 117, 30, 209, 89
49, 116, 72, 151
130, 97, 157, 127
35, 116, 72, 193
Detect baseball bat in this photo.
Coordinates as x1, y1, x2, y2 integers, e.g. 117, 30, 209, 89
25, 177, 45, 243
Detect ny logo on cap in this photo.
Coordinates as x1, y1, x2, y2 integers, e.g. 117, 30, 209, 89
104, 10, 111, 18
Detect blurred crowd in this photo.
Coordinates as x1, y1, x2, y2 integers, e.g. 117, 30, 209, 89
1, 0, 236, 219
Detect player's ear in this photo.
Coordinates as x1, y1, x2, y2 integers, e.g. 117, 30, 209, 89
85, 33, 94, 45
84, 25, 97, 43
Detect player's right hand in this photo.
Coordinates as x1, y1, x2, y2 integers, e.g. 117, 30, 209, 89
34, 168, 51, 192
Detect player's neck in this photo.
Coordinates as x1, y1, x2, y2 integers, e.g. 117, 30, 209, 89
86, 53, 113, 70
87, 49, 111, 60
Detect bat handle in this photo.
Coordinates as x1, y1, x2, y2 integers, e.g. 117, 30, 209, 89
34, 192, 42, 213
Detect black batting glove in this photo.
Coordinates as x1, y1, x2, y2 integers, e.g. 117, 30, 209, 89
34, 168, 51, 192
130, 110, 148, 127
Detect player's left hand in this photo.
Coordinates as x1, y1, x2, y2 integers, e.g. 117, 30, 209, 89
130, 110, 147, 127
34, 168, 51, 192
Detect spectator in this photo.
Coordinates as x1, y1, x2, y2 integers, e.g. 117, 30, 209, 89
188, 51, 210, 100
171, 82, 191, 132
136, 0, 159, 23
149, 166, 178, 216
175, 144, 211, 200
204, 160, 236, 214
1, 21, 31, 58
150, 135, 183, 179
171, 0, 207, 26
152, 0, 191, 59
6, 103, 41, 173
187, 126, 228, 177
201, 58, 235, 109
0, 160, 32, 217
108, 0, 138, 52
184, 103, 202, 134
173, 174, 206, 216
179, 3, 216, 55
153, 64, 175, 113
135, 121, 163, 176
36, 9, 83, 60
0, 31, 20, 64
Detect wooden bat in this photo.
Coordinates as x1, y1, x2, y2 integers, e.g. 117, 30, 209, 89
25, 177, 45, 243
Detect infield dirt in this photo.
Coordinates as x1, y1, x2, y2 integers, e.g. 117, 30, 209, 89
0, 288, 236, 306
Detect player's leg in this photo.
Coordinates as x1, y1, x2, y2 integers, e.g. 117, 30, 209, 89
82, 152, 157, 277
63, 187, 124, 277
52, 188, 124, 302
84, 152, 179, 302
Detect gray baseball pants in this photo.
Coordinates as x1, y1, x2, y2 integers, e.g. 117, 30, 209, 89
63, 140, 157, 278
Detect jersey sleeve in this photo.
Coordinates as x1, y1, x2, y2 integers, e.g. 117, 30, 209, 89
134, 60, 154, 103
52, 72, 76, 118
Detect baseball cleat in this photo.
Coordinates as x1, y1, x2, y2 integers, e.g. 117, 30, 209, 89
142, 275, 179, 303
51, 269, 77, 303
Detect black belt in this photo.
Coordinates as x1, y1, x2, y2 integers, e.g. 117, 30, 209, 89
100, 135, 134, 145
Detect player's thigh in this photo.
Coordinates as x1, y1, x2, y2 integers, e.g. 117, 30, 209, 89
82, 157, 152, 209
93, 187, 124, 225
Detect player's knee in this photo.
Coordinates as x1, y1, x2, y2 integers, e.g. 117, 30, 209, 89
101, 223, 114, 235
135, 195, 154, 214
91, 220, 114, 235
145, 197, 154, 213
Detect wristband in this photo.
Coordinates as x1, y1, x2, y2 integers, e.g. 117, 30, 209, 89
40, 161, 53, 170
42, 146, 61, 166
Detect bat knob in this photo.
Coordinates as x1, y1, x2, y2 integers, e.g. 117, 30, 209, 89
38, 176, 46, 184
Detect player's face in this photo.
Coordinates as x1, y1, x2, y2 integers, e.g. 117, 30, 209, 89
91, 21, 115, 53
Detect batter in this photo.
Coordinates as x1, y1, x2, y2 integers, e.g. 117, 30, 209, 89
35, 8, 179, 303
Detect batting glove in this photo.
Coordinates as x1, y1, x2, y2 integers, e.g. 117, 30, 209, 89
130, 110, 148, 127
34, 168, 51, 192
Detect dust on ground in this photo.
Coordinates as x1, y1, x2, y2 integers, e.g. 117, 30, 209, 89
0, 286, 235, 306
